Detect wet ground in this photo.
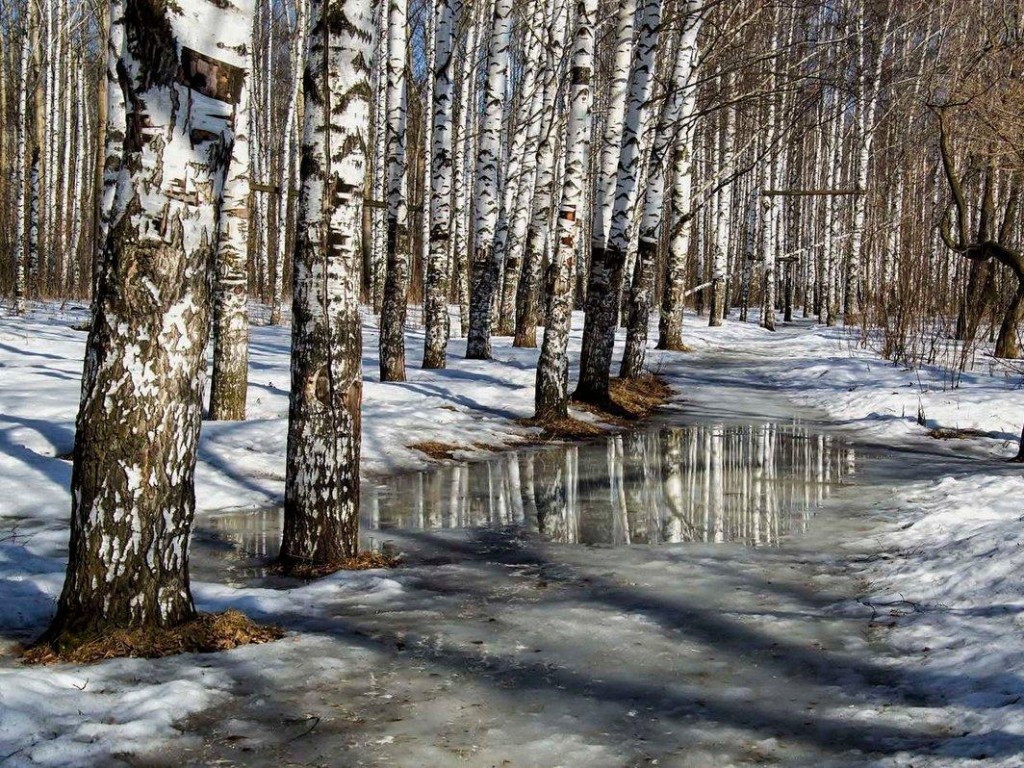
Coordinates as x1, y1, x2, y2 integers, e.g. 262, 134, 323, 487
173, 351, 962, 767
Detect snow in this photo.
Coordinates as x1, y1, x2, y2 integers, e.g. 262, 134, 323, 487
2, 302, 1024, 765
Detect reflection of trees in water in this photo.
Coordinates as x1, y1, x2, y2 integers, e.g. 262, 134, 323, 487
205, 508, 284, 560
362, 422, 856, 547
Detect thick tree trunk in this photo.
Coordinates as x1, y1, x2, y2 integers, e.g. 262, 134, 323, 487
281, 0, 372, 567
535, 0, 596, 421
47, 0, 250, 640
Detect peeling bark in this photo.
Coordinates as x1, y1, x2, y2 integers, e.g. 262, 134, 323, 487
48, 0, 252, 639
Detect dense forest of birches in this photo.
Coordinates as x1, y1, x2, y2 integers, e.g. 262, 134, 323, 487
0, 0, 1021, 645
2, 0, 1022, 365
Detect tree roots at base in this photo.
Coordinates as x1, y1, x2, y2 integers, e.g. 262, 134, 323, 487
24, 610, 284, 665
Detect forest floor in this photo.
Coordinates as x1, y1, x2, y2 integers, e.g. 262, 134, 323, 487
1, 302, 1024, 766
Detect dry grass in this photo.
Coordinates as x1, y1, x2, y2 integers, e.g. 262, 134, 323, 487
516, 416, 606, 440
609, 374, 673, 418
409, 441, 462, 460
573, 374, 674, 424
927, 427, 989, 440
519, 376, 673, 440
271, 549, 400, 579
472, 441, 504, 452
23, 610, 284, 665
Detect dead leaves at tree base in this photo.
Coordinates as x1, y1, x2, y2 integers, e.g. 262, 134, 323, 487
22, 610, 284, 666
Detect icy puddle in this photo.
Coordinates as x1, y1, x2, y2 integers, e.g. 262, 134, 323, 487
193, 421, 857, 583
177, 392, 959, 767
178, 410, 953, 768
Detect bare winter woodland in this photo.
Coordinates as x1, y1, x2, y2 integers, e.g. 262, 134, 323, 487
1, 0, 1023, 711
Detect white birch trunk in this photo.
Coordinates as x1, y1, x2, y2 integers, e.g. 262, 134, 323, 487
370, 0, 388, 312
49, 0, 252, 638
591, 0, 636, 252
281, 0, 373, 567
535, 0, 596, 421
271, 0, 306, 325
576, 0, 661, 403
511, 0, 570, 348
68, 57, 87, 296
379, 0, 412, 381
450, 6, 481, 337
12, 9, 32, 315
495, 0, 547, 336
423, 0, 463, 369
211, 19, 254, 421
845, 0, 891, 322
623, 0, 704, 376
466, 0, 514, 360
709, 74, 735, 327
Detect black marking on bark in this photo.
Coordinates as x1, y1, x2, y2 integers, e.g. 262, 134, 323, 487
179, 47, 245, 104
126, 0, 179, 90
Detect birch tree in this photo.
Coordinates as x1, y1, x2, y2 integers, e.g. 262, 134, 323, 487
11, 2, 32, 315
623, 0, 704, 377
513, 0, 569, 348
466, 0, 514, 360
422, 0, 462, 369
45, 0, 252, 642
576, 0, 662, 404
280, 0, 373, 569
495, 0, 546, 337
535, 0, 596, 421
270, 0, 306, 326
379, 0, 411, 381
708, 73, 735, 327
210, 16, 254, 421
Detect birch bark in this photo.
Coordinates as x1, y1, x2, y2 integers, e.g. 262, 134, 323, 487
495, 0, 546, 336
708, 74, 734, 327
512, 0, 569, 348
535, 0, 596, 421
623, 0, 703, 377
210, 19, 253, 421
271, 0, 306, 326
48, 0, 252, 639
281, 0, 373, 567
575, 0, 661, 404
423, 0, 462, 369
379, 0, 411, 381
465, 0, 513, 360
12, 6, 31, 315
